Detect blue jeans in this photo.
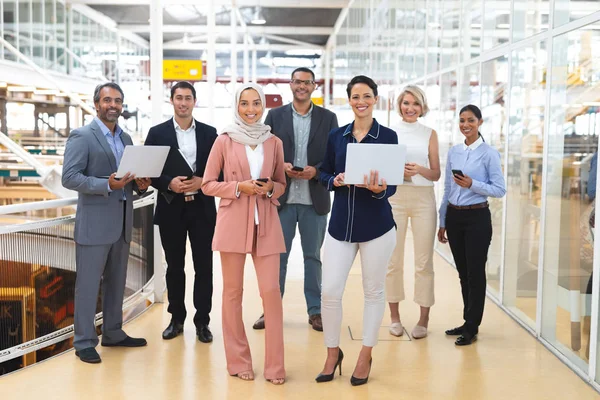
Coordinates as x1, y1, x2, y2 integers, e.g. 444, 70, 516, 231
279, 203, 327, 316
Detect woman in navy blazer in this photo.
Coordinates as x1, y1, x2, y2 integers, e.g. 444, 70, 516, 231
315, 75, 397, 386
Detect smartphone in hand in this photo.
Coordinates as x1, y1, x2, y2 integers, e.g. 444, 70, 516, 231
292, 166, 304, 172
255, 178, 269, 184
452, 169, 465, 177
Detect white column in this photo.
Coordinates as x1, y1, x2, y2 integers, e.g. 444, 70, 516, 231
243, 34, 249, 83
324, 45, 331, 109
252, 47, 257, 83
116, 32, 121, 84
207, 0, 216, 124
150, 0, 165, 303
230, 7, 237, 89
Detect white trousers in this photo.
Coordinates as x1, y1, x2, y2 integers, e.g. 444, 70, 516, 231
322, 228, 397, 347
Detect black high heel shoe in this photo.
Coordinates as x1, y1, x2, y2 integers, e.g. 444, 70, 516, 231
315, 349, 344, 383
350, 358, 372, 386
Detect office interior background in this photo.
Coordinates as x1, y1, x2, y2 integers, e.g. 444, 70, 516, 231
1, 0, 600, 394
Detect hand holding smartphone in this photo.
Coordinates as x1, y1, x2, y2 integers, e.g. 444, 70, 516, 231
451, 169, 465, 178
255, 178, 269, 184
292, 166, 304, 172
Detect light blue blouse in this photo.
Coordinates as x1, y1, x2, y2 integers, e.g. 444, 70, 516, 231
439, 136, 506, 228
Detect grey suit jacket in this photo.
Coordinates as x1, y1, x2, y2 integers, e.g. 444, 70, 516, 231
62, 120, 137, 246
265, 102, 338, 215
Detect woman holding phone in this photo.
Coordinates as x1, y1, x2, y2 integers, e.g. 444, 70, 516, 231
386, 85, 440, 340
317, 75, 397, 386
437, 104, 506, 346
202, 83, 287, 384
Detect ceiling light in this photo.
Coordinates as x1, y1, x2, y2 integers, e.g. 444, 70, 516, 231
251, 7, 266, 25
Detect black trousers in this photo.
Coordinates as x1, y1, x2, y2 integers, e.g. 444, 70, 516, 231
445, 206, 492, 336
159, 200, 214, 327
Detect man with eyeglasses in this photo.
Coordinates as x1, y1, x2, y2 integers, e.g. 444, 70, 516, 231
253, 67, 338, 332
62, 82, 151, 364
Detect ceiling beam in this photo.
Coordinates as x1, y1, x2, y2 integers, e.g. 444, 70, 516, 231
327, 0, 354, 49
120, 24, 333, 35
66, 0, 347, 8
163, 42, 323, 51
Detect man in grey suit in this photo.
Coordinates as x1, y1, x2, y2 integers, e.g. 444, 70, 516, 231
253, 67, 338, 332
62, 83, 151, 363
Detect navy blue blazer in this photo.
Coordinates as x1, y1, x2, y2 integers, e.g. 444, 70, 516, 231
319, 119, 397, 243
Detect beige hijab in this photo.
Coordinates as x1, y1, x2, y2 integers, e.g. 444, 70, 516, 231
222, 83, 273, 146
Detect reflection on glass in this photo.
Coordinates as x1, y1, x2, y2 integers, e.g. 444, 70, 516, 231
555, 0, 600, 28
503, 43, 548, 326
441, 0, 460, 70
18, 0, 32, 60
482, 0, 511, 51
481, 56, 508, 296
427, 0, 441, 74
543, 26, 600, 372
436, 71, 458, 261
4, 1, 17, 62
459, 63, 480, 106
513, 0, 550, 42
461, 0, 482, 59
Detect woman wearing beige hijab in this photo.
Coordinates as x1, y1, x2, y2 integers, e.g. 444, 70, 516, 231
202, 83, 287, 384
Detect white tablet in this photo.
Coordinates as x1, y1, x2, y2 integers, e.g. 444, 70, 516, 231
116, 145, 170, 178
343, 143, 406, 185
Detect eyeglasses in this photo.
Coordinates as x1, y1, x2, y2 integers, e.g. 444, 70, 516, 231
291, 79, 315, 86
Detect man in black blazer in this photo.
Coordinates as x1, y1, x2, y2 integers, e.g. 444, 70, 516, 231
145, 81, 217, 343
253, 68, 338, 332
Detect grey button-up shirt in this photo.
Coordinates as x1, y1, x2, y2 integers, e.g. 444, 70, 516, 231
287, 103, 313, 205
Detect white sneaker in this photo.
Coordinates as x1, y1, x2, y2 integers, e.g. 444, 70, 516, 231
389, 322, 404, 337
411, 325, 428, 339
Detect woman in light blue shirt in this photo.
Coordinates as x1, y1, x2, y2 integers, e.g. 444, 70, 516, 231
437, 104, 506, 346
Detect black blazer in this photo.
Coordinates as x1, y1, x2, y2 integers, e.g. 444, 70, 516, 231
265, 103, 338, 215
145, 118, 218, 225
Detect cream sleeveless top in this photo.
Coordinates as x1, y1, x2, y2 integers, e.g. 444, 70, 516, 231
392, 120, 434, 186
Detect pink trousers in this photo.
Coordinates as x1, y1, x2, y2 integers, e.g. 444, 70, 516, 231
220, 250, 285, 380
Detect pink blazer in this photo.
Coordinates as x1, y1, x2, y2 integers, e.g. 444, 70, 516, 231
202, 133, 287, 256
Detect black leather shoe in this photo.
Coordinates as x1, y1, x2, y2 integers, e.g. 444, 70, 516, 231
315, 349, 344, 383
455, 333, 477, 346
253, 314, 265, 330
445, 325, 465, 336
75, 347, 101, 364
101, 335, 147, 347
350, 358, 372, 386
196, 324, 213, 343
162, 320, 184, 340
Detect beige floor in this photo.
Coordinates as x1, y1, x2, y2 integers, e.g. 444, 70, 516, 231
2, 233, 600, 400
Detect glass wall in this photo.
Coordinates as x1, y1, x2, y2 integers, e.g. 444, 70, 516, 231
543, 23, 600, 372
0, 0, 149, 81
331, 0, 600, 391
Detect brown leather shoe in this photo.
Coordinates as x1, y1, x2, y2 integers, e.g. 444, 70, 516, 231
253, 314, 265, 330
308, 314, 323, 332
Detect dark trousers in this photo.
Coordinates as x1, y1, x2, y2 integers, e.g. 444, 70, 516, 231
445, 206, 492, 336
159, 200, 214, 327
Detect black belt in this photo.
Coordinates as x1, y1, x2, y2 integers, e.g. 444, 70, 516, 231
448, 201, 488, 210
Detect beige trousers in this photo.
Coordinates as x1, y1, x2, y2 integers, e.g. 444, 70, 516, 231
386, 186, 436, 307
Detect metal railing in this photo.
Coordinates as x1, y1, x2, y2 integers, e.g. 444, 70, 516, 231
0, 192, 158, 375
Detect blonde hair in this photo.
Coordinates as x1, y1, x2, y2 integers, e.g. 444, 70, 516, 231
397, 85, 429, 118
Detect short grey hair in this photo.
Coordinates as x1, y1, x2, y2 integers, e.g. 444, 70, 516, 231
397, 85, 429, 117
93, 82, 124, 104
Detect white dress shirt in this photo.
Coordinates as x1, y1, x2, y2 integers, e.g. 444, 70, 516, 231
245, 144, 264, 225
174, 117, 197, 195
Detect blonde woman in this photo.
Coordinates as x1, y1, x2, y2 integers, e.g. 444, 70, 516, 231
386, 85, 440, 339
